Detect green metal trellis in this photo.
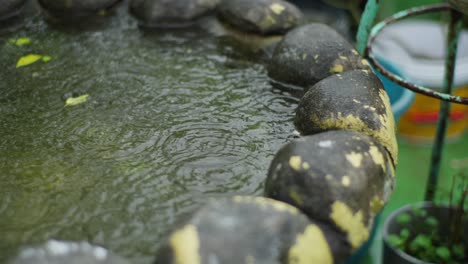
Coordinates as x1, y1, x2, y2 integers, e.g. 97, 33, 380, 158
356, 0, 468, 201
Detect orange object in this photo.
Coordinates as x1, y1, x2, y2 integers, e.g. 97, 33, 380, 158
398, 86, 468, 143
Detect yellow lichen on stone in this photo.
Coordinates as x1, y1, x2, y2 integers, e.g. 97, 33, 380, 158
309, 110, 397, 167
368, 145, 385, 170
341, 176, 351, 187
361, 59, 371, 67
270, 3, 286, 14
378, 89, 398, 165
302, 162, 310, 170
288, 225, 333, 264
370, 195, 385, 214
345, 152, 363, 168
330, 64, 344, 74
289, 188, 304, 206
245, 255, 255, 264
169, 225, 201, 264
289, 156, 302, 171
330, 201, 369, 249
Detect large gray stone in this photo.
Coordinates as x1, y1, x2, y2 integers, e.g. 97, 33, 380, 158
0, 0, 28, 20
38, 0, 121, 17
217, 0, 303, 35
267, 23, 369, 87
264, 131, 395, 251
154, 196, 352, 264
129, 0, 219, 27
294, 70, 398, 165
9, 240, 130, 264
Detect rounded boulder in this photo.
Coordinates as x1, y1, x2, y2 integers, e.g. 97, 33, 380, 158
294, 69, 398, 165
154, 196, 352, 264
267, 23, 369, 87
130, 0, 219, 27
264, 130, 395, 251
217, 0, 303, 35
38, 0, 121, 18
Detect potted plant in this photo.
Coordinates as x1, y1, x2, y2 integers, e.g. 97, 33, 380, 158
382, 166, 467, 264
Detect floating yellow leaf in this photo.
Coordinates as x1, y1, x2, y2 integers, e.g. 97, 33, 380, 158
16, 54, 42, 68
65, 94, 90, 107
42, 56, 52, 62
16, 37, 31, 46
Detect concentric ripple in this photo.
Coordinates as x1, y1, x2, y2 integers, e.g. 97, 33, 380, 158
0, 5, 297, 264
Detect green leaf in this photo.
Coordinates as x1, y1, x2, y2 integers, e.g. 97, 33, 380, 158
412, 207, 427, 217
15, 37, 31, 46
387, 234, 404, 248
409, 234, 433, 252
65, 94, 89, 106
400, 228, 410, 239
435, 247, 451, 261
16, 54, 42, 68
396, 213, 412, 225
425, 216, 438, 227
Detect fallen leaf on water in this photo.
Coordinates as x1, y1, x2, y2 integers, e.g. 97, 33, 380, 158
15, 37, 31, 46
42, 56, 52, 62
65, 94, 90, 107
16, 54, 42, 68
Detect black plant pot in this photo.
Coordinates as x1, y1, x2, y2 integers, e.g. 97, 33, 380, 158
382, 202, 467, 264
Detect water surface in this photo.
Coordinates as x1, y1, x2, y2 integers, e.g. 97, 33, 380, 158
0, 6, 298, 263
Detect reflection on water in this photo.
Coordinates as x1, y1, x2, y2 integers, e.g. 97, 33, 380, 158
0, 6, 297, 263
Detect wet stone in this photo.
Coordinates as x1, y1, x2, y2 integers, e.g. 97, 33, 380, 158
217, 0, 303, 35
294, 70, 398, 165
8, 240, 130, 264
38, 0, 121, 18
267, 23, 368, 87
154, 196, 351, 264
0, 0, 28, 20
264, 130, 395, 251
129, 0, 219, 27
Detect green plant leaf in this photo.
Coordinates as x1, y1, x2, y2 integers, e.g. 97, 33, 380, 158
400, 228, 410, 239
396, 213, 412, 225
65, 94, 89, 106
435, 247, 451, 261
409, 234, 432, 252
425, 216, 438, 227
387, 234, 404, 249
16, 54, 42, 68
412, 207, 427, 217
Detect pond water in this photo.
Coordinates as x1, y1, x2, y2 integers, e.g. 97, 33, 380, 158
0, 5, 301, 263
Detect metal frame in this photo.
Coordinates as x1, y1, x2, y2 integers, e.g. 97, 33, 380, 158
356, 1, 467, 201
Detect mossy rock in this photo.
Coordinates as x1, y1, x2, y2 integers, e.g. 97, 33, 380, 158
217, 0, 303, 35
38, 0, 121, 18
294, 69, 398, 165
130, 0, 219, 27
155, 196, 352, 264
264, 131, 395, 251
8, 240, 130, 264
0, 0, 28, 20
267, 23, 369, 88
